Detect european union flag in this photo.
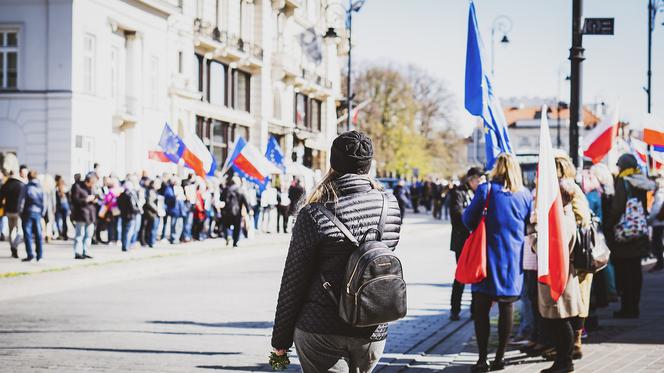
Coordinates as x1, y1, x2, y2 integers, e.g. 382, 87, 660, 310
465, 1, 513, 169
265, 136, 286, 174
158, 123, 185, 164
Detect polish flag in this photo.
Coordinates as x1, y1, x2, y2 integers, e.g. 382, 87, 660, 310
537, 105, 568, 301
632, 138, 664, 170
583, 104, 620, 164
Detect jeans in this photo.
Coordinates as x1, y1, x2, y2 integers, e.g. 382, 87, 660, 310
55, 206, 70, 239
169, 216, 182, 243
182, 211, 193, 241
73, 222, 94, 256
293, 328, 385, 373
22, 213, 43, 260
517, 270, 537, 339
160, 216, 169, 240
121, 216, 135, 251
253, 205, 261, 230
108, 215, 120, 242
130, 214, 141, 245
148, 216, 159, 246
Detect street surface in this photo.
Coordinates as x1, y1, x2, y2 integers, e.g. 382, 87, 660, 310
0, 214, 467, 372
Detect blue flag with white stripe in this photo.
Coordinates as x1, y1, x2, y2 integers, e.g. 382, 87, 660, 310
465, 1, 513, 169
265, 136, 286, 174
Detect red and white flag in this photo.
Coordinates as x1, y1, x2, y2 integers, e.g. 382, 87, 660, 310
537, 105, 568, 301
583, 104, 620, 164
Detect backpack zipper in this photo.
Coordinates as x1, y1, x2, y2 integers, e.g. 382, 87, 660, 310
354, 274, 402, 303
346, 252, 394, 294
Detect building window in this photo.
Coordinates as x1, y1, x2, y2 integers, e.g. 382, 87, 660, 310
233, 69, 250, 112
149, 56, 159, 107
0, 30, 18, 90
177, 51, 183, 74
209, 60, 227, 106
82, 33, 96, 94
310, 98, 322, 131
295, 93, 307, 127
194, 53, 203, 93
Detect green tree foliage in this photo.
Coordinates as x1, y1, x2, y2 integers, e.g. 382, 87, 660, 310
350, 64, 466, 178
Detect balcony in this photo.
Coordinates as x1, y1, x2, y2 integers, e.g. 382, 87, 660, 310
193, 21, 263, 68
294, 68, 333, 96
112, 95, 140, 130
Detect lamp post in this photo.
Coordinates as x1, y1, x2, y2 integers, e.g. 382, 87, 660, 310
491, 15, 513, 76
569, 0, 584, 167
646, 0, 664, 114
323, 0, 366, 132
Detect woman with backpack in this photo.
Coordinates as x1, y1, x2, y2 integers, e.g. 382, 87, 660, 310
271, 131, 402, 372
462, 153, 533, 372
606, 154, 655, 319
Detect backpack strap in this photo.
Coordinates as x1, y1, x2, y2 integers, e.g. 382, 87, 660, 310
313, 204, 359, 247
361, 193, 389, 243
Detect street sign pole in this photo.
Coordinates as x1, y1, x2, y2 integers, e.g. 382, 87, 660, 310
569, 0, 584, 167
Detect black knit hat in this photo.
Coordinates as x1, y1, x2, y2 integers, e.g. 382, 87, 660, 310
330, 131, 374, 174
616, 153, 637, 171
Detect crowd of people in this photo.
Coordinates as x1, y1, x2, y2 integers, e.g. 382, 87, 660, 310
0, 163, 307, 262
445, 152, 658, 373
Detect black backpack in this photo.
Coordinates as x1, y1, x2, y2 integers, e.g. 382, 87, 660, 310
314, 193, 407, 327
573, 216, 610, 273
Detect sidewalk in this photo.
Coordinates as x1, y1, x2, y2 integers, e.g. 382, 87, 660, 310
0, 232, 291, 278
398, 263, 664, 372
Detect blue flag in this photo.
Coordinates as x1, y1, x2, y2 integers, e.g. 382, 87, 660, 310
158, 123, 185, 164
265, 136, 286, 174
465, 1, 513, 169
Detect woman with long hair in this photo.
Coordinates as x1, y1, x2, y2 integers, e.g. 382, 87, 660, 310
462, 153, 533, 372
271, 131, 402, 372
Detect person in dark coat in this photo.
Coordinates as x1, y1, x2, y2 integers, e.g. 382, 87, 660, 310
21, 170, 44, 262
271, 131, 402, 372
605, 154, 655, 318
220, 176, 249, 247
462, 153, 532, 372
0, 168, 25, 258
287, 177, 305, 217
448, 166, 483, 321
117, 181, 141, 252
393, 179, 411, 220
70, 172, 98, 259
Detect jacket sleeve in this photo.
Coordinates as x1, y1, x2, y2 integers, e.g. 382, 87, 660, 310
271, 205, 322, 350
463, 183, 487, 231
449, 188, 465, 228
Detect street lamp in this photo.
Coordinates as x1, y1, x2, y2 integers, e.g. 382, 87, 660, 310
491, 15, 513, 76
646, 0, 664, 113
323, 0, 366, 132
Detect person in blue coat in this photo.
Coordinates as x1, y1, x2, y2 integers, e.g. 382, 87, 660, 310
462, 153, 533, 372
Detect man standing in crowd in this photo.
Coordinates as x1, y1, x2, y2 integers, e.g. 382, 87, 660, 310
221, 176, 249, 247
287, 177, 305, 217
393, 179, 412, 220
21, 170, 44, 262
117, 181, 141, 252
448, 166, 483, 320
0, 165, 27, 258
70, 172, 97, 259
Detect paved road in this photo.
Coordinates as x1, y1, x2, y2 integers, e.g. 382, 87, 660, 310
0, 214, 464, 372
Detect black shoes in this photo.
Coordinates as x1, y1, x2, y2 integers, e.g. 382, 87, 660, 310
83, 254, 93, 259
490, 359, 505, 371
541, 361, 574, 373
449, 312, 461, 321
21, 257, 34, 262
471, 360, 490, 373
75, 254, 85, 259
11, 249, 18, 258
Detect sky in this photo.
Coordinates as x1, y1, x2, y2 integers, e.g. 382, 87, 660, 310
351, 0, 664, 136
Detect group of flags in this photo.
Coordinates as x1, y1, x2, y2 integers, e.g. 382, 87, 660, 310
150, 123, 286, 191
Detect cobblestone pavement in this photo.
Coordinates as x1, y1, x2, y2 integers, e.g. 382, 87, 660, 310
0, 213, 464, 372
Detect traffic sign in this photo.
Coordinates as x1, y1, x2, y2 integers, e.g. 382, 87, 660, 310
583, 18, 614, 35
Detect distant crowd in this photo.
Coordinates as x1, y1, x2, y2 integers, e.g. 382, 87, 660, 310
0, 164, 307, 262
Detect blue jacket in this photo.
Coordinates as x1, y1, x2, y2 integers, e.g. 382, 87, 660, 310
163, 184, 180, 217
462, 181, 532, 297
22, 180, 44, 217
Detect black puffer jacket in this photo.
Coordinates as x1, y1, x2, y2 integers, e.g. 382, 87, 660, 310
271, 174, 402, 350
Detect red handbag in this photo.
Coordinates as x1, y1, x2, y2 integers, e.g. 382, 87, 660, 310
454, 184, 491, 284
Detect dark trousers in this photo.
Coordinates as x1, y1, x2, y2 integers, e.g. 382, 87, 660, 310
223, 215, 242, 246
432, 199, 443, 219
652, 226, 664, 267
612, 256, 643, 314
544, 317, 582, 369
472, 292, 514, 361
22, 213, 43, 260
451, 250, 467, 315
276, 205, 289, 233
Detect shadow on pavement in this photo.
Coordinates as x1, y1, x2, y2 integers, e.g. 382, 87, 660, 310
148, 320, 273, 329
197, 364, 299, 371
0, 346, 241, 355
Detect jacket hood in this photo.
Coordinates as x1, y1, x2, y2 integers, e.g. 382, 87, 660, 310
625, 173, 656, 191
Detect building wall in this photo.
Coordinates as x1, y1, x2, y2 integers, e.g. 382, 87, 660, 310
0, 0, 344, 181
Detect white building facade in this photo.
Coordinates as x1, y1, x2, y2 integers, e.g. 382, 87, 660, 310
0, 0, 346, 180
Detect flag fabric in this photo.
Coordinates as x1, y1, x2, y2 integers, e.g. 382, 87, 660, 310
148, 150, 170, 163
632, 138, 664, 170
265, 136, 286, 174
223, 137, 282, 190
536, 105, 568, 302
643, 128, 664, 152
583, 104, 620, 164
464, 1, 513, 169
158, 123, 217, 177
299, 27, 322, 64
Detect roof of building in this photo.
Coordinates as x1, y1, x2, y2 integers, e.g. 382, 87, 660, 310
504, 105, 600, 128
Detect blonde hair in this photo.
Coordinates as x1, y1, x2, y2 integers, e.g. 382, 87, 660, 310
553, 150, 576, 179
306, 169, 383, 205
489, 153, 523, 192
